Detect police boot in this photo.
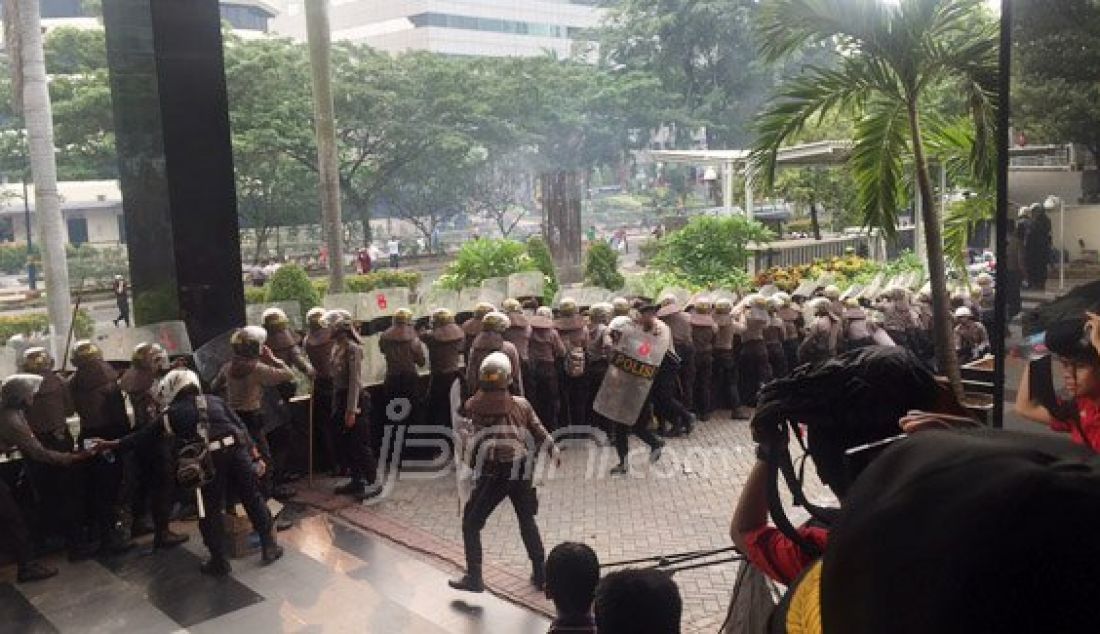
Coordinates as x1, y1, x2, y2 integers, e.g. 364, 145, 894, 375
448, 565, 485, 593
17, 561, 58, 583
200, 557, 231, 577
154, 529, 189, 549
530, 559, 546, 591
261, 532, 284, 565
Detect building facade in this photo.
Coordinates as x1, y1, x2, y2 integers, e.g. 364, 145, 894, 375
7, 0, 276, 35
0, 181, 125, 248
271, 0, 603, 58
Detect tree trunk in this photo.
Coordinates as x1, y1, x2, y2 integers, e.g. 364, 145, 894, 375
809, 199, 822, 241
305, 0, 345, 293
16, 0, 72, 348
540, 170, 583, 268
909, 104, 963, 401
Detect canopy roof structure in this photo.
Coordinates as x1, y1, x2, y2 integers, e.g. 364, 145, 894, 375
647, 140, 853, 219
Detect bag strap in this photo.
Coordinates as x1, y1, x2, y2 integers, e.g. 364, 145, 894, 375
195, 395, 211, 442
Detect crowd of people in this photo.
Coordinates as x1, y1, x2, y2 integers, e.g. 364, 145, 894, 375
5, 262, 1100, 633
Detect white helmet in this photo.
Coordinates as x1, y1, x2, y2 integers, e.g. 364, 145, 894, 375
155, 368, 202, 408
976, 272, 994, 286
1018, 206, 1030, 219
954, 306, 973, 319
609, 316, 634, 334
823, 285, 841, 301
479, 352, 513, 390
262, 307, 290, 329
1, 374, 43, 409
536, 306, 554, 319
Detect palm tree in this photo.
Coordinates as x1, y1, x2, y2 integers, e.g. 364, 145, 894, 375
304, 0, 345, 293
6, 0, 74, 347
751, 0, 998, 399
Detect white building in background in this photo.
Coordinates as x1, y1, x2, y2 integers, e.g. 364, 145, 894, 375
0, 181, 125, 248
270, 0, 604, 58
10, 0, 278, 36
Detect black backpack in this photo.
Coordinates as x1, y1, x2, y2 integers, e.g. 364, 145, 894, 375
162, 396, 216, 491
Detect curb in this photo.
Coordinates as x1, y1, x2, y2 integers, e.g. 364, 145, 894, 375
293, 484, 555, 618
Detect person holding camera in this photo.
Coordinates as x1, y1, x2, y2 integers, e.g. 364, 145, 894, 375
729, 347, 970, 585
1, 374, 97, 582
97, 369, 283, 576
1015, 311, 1100, 450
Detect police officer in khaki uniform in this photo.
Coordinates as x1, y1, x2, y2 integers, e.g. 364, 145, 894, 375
20, 349, 95, 559
712, 299, 742, 414
120, 343, 188, 548
421, 308, 465, 430
467, 311, 524, 397
328, 310, 380, 500
529, 307, 566, 430
463, 302, 496, 354
658, 296, 695, 417
304, 307, 339, 473
585, 303, 613, 431
502, 298, 533, 398
449, 352, 559, 594
690, 298, 718, 421
554, 298, 589, 429
69, 340, 133, 554
379, 308, 427, 427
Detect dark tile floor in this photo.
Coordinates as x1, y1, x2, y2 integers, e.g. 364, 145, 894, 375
1, 508, 549, 633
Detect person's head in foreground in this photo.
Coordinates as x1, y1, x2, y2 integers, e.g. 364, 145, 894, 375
783, 428, 1100, 634
545, 542, 599, 624
594, 568, 681, 634
1046, 316, 1100, 402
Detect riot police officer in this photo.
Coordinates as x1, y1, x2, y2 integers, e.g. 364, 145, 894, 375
554, 298, 588, 428
327, 310, 380, 501
658, 297, 695, 417
304, 307, 339, 473
463, 302, 496, 354
379, 307, 427, 427
1, 374, 94, 582
529, 307, 566, 430
421, 308, 466, 431
502, 298, 533, 397
120, 343, 188, 548
69, 340, 132, 554
210, 327, 295, 499
690, 298, 718, 421
449, 353, 559, 593
467, 311, 524, 397
102, 369, 283, 576
712, 299, 742, 414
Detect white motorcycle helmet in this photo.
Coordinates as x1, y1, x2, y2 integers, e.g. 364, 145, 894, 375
155, 369, 202, 408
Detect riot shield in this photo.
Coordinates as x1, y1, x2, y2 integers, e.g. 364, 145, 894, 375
593, 321, 671, 426
507, 271, 545, 300
840, 284, 864, 301
480, 277, 509, 298
792, 279, 820, 299
361, 334, 388, 387
193, 329, 235, 384
758, 284, 779, 298
451, 377, 474, 514
324, 293, 361, 320
361, 287, 412, 333
860, 273, 885, 300
91, 320, 192, 362
246, 301, 303, 330
477, 287, 505, 310
418, 288, 459, 320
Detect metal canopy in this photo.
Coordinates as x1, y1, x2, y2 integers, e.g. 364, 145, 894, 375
647, 141, 853, 219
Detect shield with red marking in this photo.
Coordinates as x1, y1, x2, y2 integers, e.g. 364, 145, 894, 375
593, 320, 670, 426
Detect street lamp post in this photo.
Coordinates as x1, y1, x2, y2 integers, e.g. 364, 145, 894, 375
1044, 194, 1065, 291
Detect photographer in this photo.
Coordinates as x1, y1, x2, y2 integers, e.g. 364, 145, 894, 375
1015, 312, 1100, 450
728, 347, 970, 585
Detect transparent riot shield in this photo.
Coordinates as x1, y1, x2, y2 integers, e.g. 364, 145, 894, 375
593, 321, 671, 426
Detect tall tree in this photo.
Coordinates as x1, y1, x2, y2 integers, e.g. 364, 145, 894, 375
751, 0, 999, 399
1012, 0, 1100, 172
304, 0, 345, 292
468, 152, 534, 238
774, 167, 859, 239
7, 0, 72, 346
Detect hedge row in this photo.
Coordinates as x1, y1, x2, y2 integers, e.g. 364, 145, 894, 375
0, 309, 95, 346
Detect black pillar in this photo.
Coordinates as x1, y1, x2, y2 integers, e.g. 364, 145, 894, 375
102, 0, 244, 347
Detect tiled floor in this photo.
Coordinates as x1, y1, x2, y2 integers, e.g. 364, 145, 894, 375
0, 509, 549, 633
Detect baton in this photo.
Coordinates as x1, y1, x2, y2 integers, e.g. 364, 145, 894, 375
195, 488, 206, 519
61, 276, 86, 368
308, 379, 315, 488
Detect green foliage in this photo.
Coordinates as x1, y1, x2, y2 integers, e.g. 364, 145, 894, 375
244, 286, 267, 305
66, 246, 127, 288
435, 239, 536, 291
43, 27, 107, 75
525, 236, 559, 303
1013, 1, 1100, 170
133, 285, 179, 325
0, 245, 31, 275
345, 271, 422, 293
583, 241, 625, 290
650, 216, 773, 289
265, 265, 320, 323
0, 308, 92, 346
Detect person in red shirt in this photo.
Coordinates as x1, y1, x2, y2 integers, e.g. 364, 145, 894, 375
728, 347, 971, 585
1016, 311, 1100, 451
